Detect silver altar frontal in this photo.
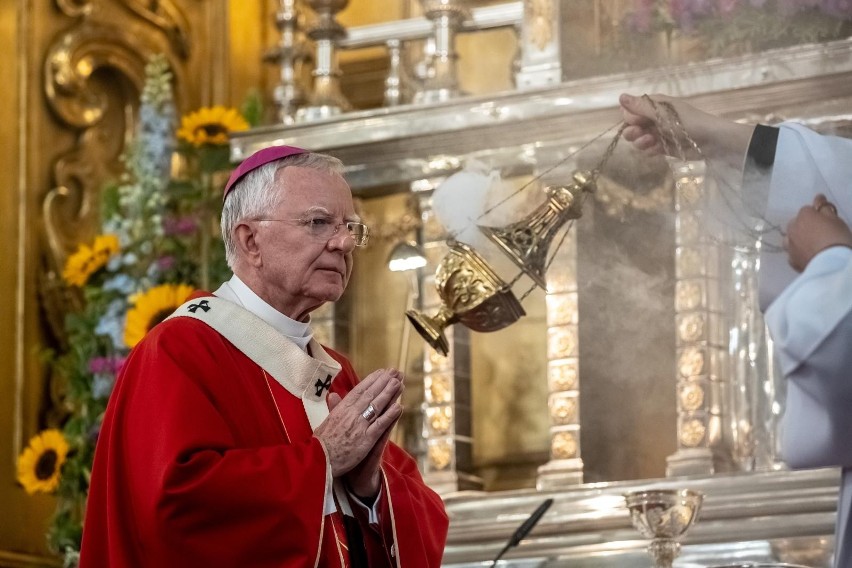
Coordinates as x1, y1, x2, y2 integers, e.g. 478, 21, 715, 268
233, 12, 852, 564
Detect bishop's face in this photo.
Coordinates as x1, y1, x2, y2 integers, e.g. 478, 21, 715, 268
254, 165, 357, 321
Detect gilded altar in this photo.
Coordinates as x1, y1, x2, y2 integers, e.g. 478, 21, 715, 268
232, 30, 852, 566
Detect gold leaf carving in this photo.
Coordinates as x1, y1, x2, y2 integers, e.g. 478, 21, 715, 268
680, 419, 706, 447
428, 440, 452, 470
678, 313, 705, 342
679, 383, 704, 412
678, 348, 705, 378
548, 360, 578, 391
552, 431, 577, 459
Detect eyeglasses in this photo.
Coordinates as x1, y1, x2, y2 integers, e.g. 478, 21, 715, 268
256, 216, 370, 247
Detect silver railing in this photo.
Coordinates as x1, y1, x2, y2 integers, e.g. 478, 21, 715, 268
265, 1, 566, 123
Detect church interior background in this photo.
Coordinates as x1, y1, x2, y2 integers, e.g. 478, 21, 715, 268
2, 0, 852, 566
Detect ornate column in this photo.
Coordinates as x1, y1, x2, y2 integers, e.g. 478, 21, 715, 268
516, 0, 562, 88
297, 0, 351, 121
666, 162, 732, 476
536, 175, 583, 489
413, 0, 470, 104
415, 182, 482, 494
264, 0, 311, 124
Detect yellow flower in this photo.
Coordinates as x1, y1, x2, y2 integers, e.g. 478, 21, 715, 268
62, 234, 120, 287
176, 106, 249, 147
124, 283, 195, 348
16, 429, 70, 495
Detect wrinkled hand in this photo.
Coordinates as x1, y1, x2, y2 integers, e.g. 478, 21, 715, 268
619, 93, 753, 163
785, 194, 852, 272
314, 368, 403, 490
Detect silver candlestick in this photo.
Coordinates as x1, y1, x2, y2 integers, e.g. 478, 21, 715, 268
297, 0, 351, 121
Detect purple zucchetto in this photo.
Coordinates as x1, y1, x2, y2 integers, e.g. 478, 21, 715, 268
223, 145, 308, 200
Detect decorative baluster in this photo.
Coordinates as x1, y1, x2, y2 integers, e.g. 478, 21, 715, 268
415, 183, 482, 494
414, 0, 470, 104
265, 0, 311, 124
297, 0, 351, 121
535, 166, 584, 489
666, 162, 731, 476
384, 39, 404, 107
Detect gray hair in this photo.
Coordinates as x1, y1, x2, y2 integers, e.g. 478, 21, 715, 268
220, 152, 345, 268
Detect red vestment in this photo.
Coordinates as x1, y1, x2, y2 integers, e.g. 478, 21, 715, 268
79, 307, 448, 567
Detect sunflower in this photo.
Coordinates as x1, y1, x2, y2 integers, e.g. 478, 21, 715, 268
16, 429, 70, 495
124, 283, 195, 348
62, 234, 120, 287
176, 106, 249, 147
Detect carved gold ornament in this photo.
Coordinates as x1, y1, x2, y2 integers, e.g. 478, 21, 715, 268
546, 292, 578, 326
678, 348, 705, 378
678, 314, 705, 343
528, 0, 554, 51
680, 419, 706, 447
677, 211, 701, 242
425, 373, 452, 404
548, 326, 577, 359
552, 431, 578, 459
428, 440, 453, 470
549, 394, 578, 425
676, 281, 703, 311
675, 174, 704, 205
549, 361, 578, 391
679, 383, 705, 412
426, 406, 453, 436
677, 247, 703, 278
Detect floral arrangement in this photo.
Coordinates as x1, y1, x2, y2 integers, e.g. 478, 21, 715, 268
15, 55, 253, 566
628, 0, 852, 56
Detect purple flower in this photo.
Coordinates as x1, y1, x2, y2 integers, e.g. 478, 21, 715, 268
156, 255, 177, 271
163, 215, 199, 236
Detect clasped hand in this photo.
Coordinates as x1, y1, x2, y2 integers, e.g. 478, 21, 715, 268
314, 368, 404, 498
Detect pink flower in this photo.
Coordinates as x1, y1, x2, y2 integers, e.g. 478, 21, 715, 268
163, 216, 199, 236
87, 355, 127, 375
156, 256, 176, 271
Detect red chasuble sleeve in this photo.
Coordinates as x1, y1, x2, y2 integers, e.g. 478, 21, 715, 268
80, 317, 332, 568
327, 352, 449, 568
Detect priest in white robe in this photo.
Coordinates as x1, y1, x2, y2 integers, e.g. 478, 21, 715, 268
620, 93, 852, 567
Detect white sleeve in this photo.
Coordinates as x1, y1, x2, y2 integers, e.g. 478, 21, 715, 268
765, 246, 852, 468
758, 123, 852, 311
